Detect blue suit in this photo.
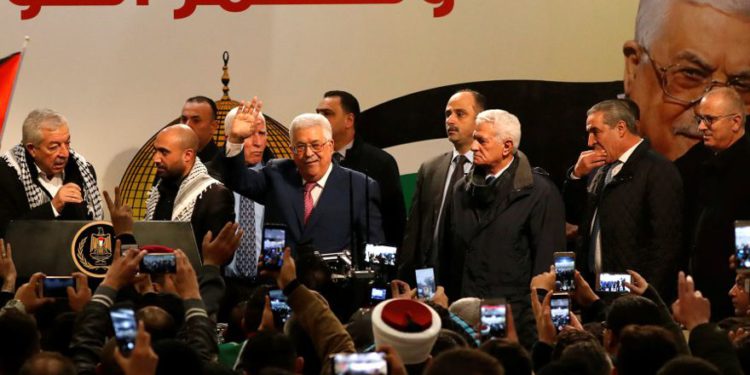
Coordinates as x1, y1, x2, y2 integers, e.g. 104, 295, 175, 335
220, 152, 384, 256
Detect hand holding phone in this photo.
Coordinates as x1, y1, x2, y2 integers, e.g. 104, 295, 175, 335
735, 221, 750, 271
415, 268, 436, 300
38, 276, 75, 299
550, 293, 571, 332
480, 299, 507, 340
261, 224, 286, 271
110, 307, 137, 356
269, 289, 291, 328
554, 252, 576, 292
139, 253, 176, 274
597, 273, 632, 293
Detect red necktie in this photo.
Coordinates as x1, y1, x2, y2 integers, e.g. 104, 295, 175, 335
304, 181, 316, 225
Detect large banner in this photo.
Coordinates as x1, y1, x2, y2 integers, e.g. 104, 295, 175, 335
1, 0, 638, 211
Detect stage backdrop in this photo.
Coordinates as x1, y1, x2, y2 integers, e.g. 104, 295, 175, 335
1, 0, 638, 216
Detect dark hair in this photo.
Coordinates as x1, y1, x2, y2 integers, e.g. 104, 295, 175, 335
432, 329, 469, 357
0, 308, 41, 375
616, 325, 678, 375
19, 352, 75, 375
552, 329, 599, 360
324, 90, 361, 121
240, 330, 298, 374
657, 356, 721, 375
454, 89, 487, 113
137, 305, 177, 343
560, 341, 611, 375
153, 339, 203, 375
424, 348, 504, 375
619, 98, 641, 121
186, 96, 218, 120
480, 339, 532, 375
605, 295, 662, 338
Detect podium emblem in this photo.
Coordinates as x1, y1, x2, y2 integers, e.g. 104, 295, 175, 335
71, 221, 116, 278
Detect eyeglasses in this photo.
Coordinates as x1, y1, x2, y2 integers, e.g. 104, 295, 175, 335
292, 141, 329, 155
643, 48, 750, 106
694, 113, 738, 128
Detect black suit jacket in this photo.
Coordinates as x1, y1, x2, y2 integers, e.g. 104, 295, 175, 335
0, 151, 96, 237
220, 153, 384, 257
339, 136, 405, 247
564, 141, 684, 302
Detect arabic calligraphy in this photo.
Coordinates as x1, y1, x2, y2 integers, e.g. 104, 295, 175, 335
9, 0, 454, 20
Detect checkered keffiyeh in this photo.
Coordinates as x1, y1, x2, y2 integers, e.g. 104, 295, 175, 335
1, 144, 103, 219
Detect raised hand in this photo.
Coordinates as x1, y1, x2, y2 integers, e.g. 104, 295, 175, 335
104, 186, 134, 236
0, 239, 17, 293
572, 149, 607, 178
228, 97, 263, 143
52, 183, 83, 212
671, 271, 710, 331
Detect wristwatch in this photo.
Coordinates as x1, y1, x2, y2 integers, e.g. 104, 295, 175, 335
3, 299, 26, 313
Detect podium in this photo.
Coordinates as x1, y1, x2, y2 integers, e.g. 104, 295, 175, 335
6, 220, 202, 279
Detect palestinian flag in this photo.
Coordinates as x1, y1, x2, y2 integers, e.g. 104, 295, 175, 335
0, 52, 23, 140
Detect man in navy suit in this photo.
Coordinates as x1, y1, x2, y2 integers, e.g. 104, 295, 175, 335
220, 98, 384, 259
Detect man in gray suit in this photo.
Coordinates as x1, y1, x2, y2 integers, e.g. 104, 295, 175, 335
398, 89, 485, 283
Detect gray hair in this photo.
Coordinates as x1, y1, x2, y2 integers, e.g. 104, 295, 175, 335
22, 108, 68, 146
703, 87, 747, 126
475, 109, 522, 149
289, 113, 332, 143
636, 0, 750, 49
587, 100, 638, 134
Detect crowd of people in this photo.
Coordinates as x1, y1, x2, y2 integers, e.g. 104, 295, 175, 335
1, 0, 750, 373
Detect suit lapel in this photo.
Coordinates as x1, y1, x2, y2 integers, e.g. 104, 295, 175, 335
430, 152, 453, 210
286, 168, 305, 231
304, 165, 346, 233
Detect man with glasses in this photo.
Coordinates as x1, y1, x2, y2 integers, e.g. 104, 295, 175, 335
691, 87, 750, 320
622, 0, 750, 162
220, 98, 384, 257
564, 99, 684, 303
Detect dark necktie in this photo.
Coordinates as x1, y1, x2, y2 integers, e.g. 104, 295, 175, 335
236, 195, 257, 278
448, 155, 468, 192
589, 161, 621, 271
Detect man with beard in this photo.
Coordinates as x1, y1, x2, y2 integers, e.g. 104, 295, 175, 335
145, 124, 234, 251
0, 108, 103, 237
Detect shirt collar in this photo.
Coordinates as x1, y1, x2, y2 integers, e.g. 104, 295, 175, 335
486, 156, 515, 181
304, 162, 334, 188
336, 140, 355, 159
34, 163, 64, 182
451, 149, 474, 164
618, 138, 643, 164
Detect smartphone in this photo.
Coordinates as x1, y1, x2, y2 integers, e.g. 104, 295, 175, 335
269, 289, 291, 328
550, 293, 571, 333
480, 298, 507, 340
735, 221, 750, 270
139, 253, 176, 274
364, 244, 397, 266
597, 272, 632, 293
370, 286, 387, 305
110, 307, 137, 356
415, 267, 436, 300
331, 352, 388, 375
261, 224, 286, 271
39, 276, 75, 299
554, 252, 576, 292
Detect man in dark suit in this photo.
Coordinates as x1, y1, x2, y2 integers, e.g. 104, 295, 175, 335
0, 109, 103, 237
145, 124, 235, 252
221, 98, 384, 258
316, 90, 406, 247
564, 99, 684, 303
180, 96, 220, 163
689, 87, 750, 320
398, 89, 485, 283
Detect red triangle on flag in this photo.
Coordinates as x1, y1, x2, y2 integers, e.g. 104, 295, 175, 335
0, 52, 22, 138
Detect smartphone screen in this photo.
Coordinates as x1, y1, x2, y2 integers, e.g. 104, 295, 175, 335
331, 352, 388, 375
554, 252, 576, 292
261, 225, 286, 271
139, 253, 176, 274
110, 307, 137, 356
269, 289, 291, 328
364, 244, 397, 266
370, 287, 387, 304
415, 267, 436, 300
550, 294, 571, 332
480, 300, 506, 340
40, 276, 75, 299
597, 273, 632, 293
735, 221, 750, 270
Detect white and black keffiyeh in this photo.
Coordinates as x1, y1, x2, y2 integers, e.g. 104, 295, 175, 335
144, 159, 220, 221
1, 144, 103, 219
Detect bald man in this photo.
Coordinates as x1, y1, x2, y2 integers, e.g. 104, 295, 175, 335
690, 87, 750, 320
145, 124, 235, 250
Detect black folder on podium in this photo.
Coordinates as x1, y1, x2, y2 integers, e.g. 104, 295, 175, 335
5, 220, 202, 278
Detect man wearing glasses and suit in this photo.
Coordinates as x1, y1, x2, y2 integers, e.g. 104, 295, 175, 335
219, 98, 384, 258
